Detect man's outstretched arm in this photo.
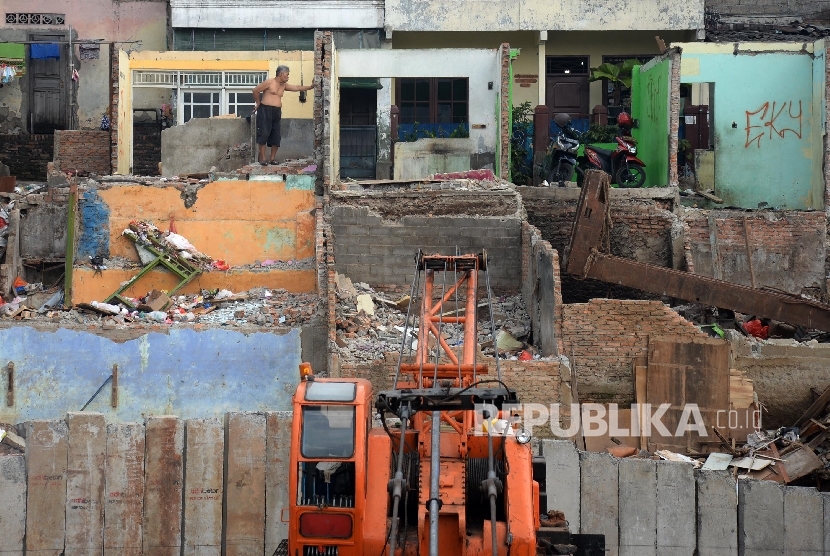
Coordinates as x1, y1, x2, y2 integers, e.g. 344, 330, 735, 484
284, 83, 314, 92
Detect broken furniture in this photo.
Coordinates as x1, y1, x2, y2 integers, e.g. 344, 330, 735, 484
103, 222, 201, 308
565, 170, 830, 332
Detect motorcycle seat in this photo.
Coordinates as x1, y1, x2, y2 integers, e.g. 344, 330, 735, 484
587, 146, 614, 157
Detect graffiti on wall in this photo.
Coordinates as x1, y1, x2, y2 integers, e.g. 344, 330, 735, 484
646, 73, 663, 124
744, 100, 803, 148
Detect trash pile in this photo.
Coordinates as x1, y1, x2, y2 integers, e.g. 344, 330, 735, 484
75, 287, 319, 328
124, 220, 220, 271
334, 272, 538, 363
674, 304, 830, 343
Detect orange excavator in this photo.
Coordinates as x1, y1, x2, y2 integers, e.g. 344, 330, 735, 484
284, 252, 603, 556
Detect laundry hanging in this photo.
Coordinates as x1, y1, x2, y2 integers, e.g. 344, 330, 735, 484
0, 43, 26, 76
30, 43, 60, 60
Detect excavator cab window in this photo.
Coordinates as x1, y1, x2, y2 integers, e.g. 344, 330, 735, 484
301, 406, 355, 458
297, 461, 356, 508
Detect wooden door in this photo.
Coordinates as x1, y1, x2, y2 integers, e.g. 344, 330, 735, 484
545, 56, 589, 120
28, 33, 66, 133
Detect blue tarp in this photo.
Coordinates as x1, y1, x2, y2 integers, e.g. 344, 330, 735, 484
30, 43, 60, 59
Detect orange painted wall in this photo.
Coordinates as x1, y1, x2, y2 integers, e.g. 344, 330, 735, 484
72, 268, 315, 305
98, 179, 315, 266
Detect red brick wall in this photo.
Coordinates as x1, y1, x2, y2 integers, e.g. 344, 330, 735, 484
54, 131, 111, 176
560, 299, 705, 404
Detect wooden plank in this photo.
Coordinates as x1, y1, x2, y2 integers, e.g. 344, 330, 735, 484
635, 365, 648, 450
104, 423, 145, 556
25, 420, 68, 556
0, 455, 26, 555
647, 337, 730, 452
183, 418, 224, 556
143, 416, 183, 556
781, 445, 823, 483
265, 412, 292, 555
794, 384, 830, 428
729, 369, 754, 410
65, 412, 106, 556
224, 412, 267, 556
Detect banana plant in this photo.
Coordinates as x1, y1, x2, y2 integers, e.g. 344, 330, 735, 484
589, 59, 641, 108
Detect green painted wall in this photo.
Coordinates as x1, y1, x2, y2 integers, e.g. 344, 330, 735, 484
631, 58, 671, 187
679, 46, 822, 209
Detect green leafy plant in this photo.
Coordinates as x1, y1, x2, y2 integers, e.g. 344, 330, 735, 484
582, 123, 621, 144
449, 123, 469, 138
677, 138, 692, 155
510, 101, 533, 185
589, 59, 641, 108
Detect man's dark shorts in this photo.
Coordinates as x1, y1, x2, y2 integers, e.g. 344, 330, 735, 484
256, 105, 282, 147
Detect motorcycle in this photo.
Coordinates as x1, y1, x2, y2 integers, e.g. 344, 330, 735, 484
543, 112, 581, 187
575, 111, 646, 188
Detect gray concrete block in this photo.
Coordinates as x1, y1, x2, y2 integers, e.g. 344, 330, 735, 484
104, 423, 145, 556
183, 418, 224, 556
619, 458, 656, 555
65, 412, 106, 556
543, 439, 580, 534
25, 420, 68, 555
224, 412, 267, 556
265, 411, 293, 555
580, 451, 619, 555
656, 461, 695, 555
738, 479, 784, 555
143, 416, 184, 556
696, 471, 738, 556
825, 493, 830, 555
783, 486, 823, 555
0, 455, 26, 555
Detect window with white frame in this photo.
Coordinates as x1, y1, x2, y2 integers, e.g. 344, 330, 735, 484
133, 70, 266, 125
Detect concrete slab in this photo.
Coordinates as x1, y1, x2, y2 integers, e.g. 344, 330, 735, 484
656, 461, 695, 555
696, 470, 738, 556
543, 439, 580, 534
618, 458, 656, 556
224, 412, 267, 556
579, 451, 618, 556
738, 479, 783, 556
25, 419, 68, 556
65, 412, 106, 556
783, 486, 823, 555
104, 423, 146, 556
143, 416, 184, 556
265, 411, 293, 555
824, 492, 830, 554
0, 455, 26, 555
183, 418, 224, 556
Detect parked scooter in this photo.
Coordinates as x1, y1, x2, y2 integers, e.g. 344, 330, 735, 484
575, 112, 646, 188
543, 113, 581, 187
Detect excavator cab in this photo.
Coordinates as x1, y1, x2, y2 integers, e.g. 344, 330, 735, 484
288, 365, 373, 556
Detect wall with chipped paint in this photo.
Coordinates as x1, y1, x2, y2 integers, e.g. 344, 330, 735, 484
336, 48, 500, 166
385, 0, 703, 32
0, 0, 167, 132
631, 57, 672, 186
71, 178, 317, 303
675, 41, 826, 210
0, 327, 301, 423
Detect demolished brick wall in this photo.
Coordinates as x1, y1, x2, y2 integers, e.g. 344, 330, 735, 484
0, 134, 53, 180
327, 189, 523, 289
560, 299, 706, 404
54, 131, 112, 176
521, 222, 563, 356
110, 46, 119, 174
132, 121, 161, 176
685, 210, 826, 296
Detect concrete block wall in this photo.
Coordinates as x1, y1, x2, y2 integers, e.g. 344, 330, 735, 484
543, 439, 830, 556
2, 411, 291, 555
560, 299, 706, 404
54, 130, 112, 176
0, 134, 54, 180
328, 190, 523, 289
684, 210, 826, 296
521, 222, 563, 357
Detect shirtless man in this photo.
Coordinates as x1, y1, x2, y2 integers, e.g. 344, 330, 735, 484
252, 65, 314, 165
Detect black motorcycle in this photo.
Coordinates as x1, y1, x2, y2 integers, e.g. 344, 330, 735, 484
544, 113, 581, 187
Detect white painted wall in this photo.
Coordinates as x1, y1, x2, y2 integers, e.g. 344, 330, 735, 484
336, 49, 500, 154
171, 0, 384, 28
386, 0, 703, 32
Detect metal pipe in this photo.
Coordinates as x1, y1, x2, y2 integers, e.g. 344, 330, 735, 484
463, 269, 478, 365
486, 422, 498, 556
428, 410, 441, 556
387, 404, 411, 556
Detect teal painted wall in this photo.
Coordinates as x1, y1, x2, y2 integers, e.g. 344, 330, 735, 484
632, 58, 671, 187
681, 50, 822, 209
